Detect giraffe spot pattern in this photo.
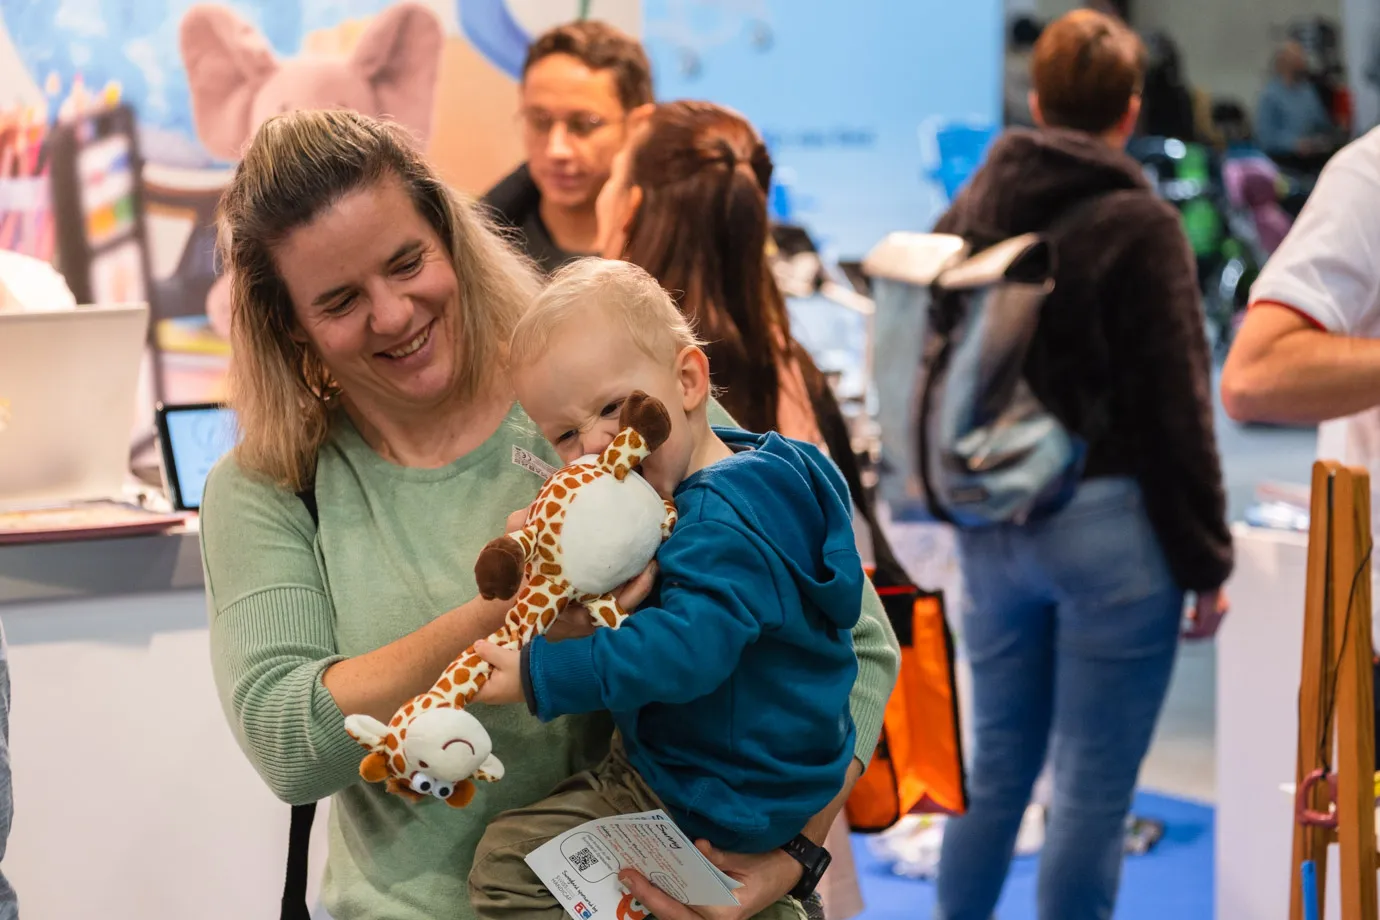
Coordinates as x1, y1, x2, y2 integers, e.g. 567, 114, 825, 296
540, 563, 561, 577
399, 728, 407, 740
453, 668, 471, 684
614, 464, 629, 480
530, 574, 546, 587
392, 754, 405, 773
437, 678, 452, 693
602, 609, 618, 627
551, 484, 567, 499
541, 609, 556, 628
545, 502, 561, 517
421, 698, 432, 709
582, 473, 594, 483
541, 533, 556, 546
474, 673, 488, 689
528, 592, 550, 607
385, 735, 399, 750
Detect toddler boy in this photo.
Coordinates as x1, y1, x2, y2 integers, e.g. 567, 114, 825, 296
469, 259, 863, 920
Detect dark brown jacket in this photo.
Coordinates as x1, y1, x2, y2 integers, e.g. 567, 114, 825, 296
935, 127, 1232, 592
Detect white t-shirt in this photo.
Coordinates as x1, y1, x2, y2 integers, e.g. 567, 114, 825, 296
1249, 126, 1380, 484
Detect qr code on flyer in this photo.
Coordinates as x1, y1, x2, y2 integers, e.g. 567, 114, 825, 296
569, 847, 598, 873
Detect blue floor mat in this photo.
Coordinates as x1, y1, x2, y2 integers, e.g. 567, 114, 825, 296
853, 791, 1214, 919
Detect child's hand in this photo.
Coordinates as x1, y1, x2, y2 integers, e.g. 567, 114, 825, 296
504, 506, 529, 534
472, 641, 523, 706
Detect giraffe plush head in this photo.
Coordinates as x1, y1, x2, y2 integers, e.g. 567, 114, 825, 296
343, 391, 678, 804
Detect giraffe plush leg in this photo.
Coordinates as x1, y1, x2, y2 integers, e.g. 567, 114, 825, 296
662, 499, 678, 538
582, 594, 630, 630
600, 392, 672, 481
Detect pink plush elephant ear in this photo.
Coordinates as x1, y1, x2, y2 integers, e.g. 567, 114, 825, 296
350, 2, 446, 146
179, 4, 280, 161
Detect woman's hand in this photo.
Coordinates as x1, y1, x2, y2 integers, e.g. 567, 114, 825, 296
505, 507, 529, 534
618, 840, 803, 920
546, 562, 660, 643
471, 641, 523, 706
1183, 589, 1229, 640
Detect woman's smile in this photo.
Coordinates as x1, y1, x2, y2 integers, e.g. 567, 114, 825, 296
378, 320, 435, 363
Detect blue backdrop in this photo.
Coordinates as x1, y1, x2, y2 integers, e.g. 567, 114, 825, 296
642, 0, 1003, 258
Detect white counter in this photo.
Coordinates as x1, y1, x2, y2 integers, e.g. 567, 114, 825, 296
0, 530, 331, 919
1217, 523, 1345, 919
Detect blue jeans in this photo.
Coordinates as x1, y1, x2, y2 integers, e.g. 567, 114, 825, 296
935, 478, 1183, 920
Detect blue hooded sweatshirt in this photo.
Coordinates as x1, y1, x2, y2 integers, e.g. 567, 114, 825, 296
523, 427, 864, 853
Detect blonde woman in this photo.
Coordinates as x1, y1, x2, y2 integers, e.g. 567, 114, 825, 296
199, 109, 898, 920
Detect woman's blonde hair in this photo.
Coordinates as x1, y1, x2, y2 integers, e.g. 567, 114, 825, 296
218, 109, 540, 490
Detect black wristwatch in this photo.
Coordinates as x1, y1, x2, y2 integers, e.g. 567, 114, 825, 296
781, 834, 831, 902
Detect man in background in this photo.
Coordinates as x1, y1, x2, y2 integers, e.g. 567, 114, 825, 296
1256, 41, 1338, 170
1221, 127, 1380, 484
483, 21, 653, 273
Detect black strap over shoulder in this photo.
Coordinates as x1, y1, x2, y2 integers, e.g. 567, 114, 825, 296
283, 485, 318, 920
797, 346, 921, 645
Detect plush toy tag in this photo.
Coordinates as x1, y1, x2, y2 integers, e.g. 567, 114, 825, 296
512, 445, 557, 480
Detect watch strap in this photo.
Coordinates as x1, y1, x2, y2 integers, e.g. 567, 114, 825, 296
782, 834, 831, 902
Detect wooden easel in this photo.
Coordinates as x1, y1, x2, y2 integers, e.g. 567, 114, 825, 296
1291, 461, 1378, 920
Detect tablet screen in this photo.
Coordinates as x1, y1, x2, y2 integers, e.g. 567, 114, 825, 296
162, 406, 238, 510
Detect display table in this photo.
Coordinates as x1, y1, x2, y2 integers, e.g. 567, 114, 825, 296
0, 528, 331, 919
1217, 523, 1348, 919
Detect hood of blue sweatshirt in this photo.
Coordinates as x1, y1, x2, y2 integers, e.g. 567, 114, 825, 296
680, 427, 863, 632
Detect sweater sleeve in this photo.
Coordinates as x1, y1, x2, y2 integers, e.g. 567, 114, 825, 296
1111, 207, 1234, 593
199, 459, 364, 805
705, 398, 900, 766
528, 520, 771, 717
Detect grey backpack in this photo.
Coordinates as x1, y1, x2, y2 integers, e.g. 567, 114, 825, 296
867, 214, 1090, 528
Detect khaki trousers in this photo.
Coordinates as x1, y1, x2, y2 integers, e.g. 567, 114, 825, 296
470, 737, 816, 920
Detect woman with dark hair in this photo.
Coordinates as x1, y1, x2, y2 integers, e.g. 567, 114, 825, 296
594, 100, 825, 444
594, 99, 888, 920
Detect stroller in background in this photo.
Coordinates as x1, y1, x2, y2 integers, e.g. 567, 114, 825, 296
1128, 136, 1302, 358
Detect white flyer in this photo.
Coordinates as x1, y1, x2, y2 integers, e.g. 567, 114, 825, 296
525, 810, 742, 920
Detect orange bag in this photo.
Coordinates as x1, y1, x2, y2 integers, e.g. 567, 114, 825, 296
846, 586, 967, 831
801, 347, 967, 832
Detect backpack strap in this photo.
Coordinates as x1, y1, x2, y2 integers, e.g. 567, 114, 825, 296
282, 485, 318, 920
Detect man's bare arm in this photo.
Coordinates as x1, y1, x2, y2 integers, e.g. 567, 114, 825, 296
1221, 304, 1380, 424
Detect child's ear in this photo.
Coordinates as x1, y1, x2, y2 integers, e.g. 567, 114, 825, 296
676, 346, 711, 412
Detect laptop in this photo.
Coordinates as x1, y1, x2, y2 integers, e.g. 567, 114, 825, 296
0, 304, 151, 512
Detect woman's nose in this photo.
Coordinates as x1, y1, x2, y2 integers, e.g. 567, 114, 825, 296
370, 286, 413, 335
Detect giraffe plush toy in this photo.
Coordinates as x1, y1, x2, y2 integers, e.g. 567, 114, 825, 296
342, 391, 678, 806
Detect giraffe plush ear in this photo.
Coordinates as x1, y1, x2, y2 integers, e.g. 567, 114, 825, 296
444, 779, 478, 808
343, 714, 389, 751
474, 752, 505, 783
360, 751, 391, 783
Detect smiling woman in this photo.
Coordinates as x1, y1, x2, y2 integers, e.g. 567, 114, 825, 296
200, 109, 898, 920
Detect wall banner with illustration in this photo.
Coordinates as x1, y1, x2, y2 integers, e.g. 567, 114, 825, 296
0, 0, 998, 408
